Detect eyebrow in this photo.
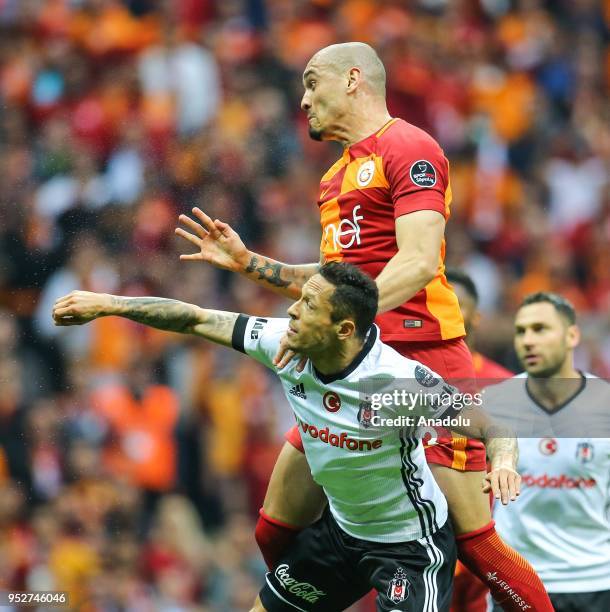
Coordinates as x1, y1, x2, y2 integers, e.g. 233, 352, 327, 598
302, 285, 321, 303
303, 69, 317, 82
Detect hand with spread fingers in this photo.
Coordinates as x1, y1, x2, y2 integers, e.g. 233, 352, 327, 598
52, 291, 112, 326
176, 207, 250, 272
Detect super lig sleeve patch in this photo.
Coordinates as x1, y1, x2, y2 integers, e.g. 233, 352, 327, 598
409, 160, 437, 188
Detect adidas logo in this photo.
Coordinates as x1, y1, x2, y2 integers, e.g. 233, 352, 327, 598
289, 383, 307, 399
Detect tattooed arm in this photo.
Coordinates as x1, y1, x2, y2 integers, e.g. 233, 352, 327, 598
242, 255, 319, 299
175, 207, 319, 299
52, 291, 239, 347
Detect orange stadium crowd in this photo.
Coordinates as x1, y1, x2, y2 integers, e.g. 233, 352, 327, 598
0, 0, 609, 610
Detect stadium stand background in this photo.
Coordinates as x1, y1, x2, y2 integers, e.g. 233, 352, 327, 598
0, 0, 608, 609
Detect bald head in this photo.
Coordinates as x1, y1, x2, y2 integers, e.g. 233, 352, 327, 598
301, 42, 391, 145
310, 42, 386, 97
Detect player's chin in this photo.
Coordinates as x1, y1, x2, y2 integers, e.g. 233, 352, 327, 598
524, 363, 553, 377
285, 337, 300, 352
308, 126, 324, 141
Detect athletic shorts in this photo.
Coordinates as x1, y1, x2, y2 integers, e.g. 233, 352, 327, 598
492, 589, 610, 612
285, 337, 487, 472
260, 509, 456, 612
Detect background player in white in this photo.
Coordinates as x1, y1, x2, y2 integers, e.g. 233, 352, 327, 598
52, 262, 520, 612
487, 292, 610, 611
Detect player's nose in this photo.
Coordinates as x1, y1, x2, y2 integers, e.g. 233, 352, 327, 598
287, 301, 299, 318
301, 93, 310, 112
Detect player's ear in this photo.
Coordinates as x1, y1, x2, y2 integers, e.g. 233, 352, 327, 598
337, 319, 356, 340
347, 67, 361, 93
566, 324, 580, 349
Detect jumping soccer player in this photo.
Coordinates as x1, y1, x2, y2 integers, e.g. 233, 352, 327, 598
176, 42, 551, 611
487, 293, 610, 612
52, 262, 520, 612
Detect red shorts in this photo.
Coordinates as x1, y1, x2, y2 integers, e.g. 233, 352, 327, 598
285, 337, 486, 472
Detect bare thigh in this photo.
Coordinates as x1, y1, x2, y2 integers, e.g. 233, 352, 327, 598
263, 441, 327, 527
430, 464, 492, 536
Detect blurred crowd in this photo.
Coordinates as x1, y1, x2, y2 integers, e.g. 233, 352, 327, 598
0, 0, 608, 610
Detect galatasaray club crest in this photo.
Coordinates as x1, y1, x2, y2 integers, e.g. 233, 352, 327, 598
576, 442, 594, 463
388, 567, 410, 603
358, 400, 375, 429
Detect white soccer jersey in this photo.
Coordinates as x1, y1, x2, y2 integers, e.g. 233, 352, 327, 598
488, 373, 610, 593
232, 315, 449, 543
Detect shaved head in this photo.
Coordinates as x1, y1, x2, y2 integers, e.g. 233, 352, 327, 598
301, 41, 391, 145
308, 42, 386, 97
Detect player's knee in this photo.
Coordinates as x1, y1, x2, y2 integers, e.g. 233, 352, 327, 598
255, 511, 300, 569
254, 512, 279, 549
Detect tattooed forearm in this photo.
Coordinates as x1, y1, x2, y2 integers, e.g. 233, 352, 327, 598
244, 256, 259, 274
110, 297, 203, 333
243, 255, 319, 297
245, 256, 290, 288
200, 310, 240, 345
485, 431, 518, 469
109, 297, 238, 345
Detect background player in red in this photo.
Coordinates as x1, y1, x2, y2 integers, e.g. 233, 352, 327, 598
444, 268, 513, 612
176, 43, 551, 611
446, 268, 513, 382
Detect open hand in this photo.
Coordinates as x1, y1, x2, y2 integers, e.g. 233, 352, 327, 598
482, 466, 521, 505
53, 290, 111, 326
176, 208, 250, 272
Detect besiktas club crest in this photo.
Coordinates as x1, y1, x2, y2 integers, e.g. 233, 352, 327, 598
576, 442, 594, 463
388, 567, 410, 603
358, 400, 375, 428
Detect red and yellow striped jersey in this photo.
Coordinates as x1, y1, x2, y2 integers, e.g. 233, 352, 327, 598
318, 118, 465, 342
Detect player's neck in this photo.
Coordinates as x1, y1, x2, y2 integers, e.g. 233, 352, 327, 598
335, 105, 392, 148
311, 339, 364, 376
526, 363, 582, 408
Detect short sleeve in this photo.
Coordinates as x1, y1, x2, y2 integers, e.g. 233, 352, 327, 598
382, 132, 450, 220
231, 315, 289, 370
366, 362, 460, 420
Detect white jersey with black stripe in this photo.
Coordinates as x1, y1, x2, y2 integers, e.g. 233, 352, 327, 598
232, 315, 449, 543
489, 373, 610, 593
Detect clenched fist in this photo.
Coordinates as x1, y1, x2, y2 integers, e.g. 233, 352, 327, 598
52, 291, 113, 326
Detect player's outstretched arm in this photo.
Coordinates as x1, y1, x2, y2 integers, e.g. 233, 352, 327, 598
176, 207, 319, 299
52, 290, 239, 347
375, 210, 445, 313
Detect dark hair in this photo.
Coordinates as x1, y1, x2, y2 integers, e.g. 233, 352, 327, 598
519, 292, 576, 325
319, 262, 378, 339
445, 267, 478, 304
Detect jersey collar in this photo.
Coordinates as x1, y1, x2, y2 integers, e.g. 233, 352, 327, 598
313, 325, 378, 384
525, 371, 587, 415
345, 117, 399, 158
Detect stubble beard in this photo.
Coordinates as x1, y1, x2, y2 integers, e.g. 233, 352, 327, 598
308, 126, 323, 141
524, 353, 566, 379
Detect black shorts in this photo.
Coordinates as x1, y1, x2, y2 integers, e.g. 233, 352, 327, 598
260, 509, 456, 612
